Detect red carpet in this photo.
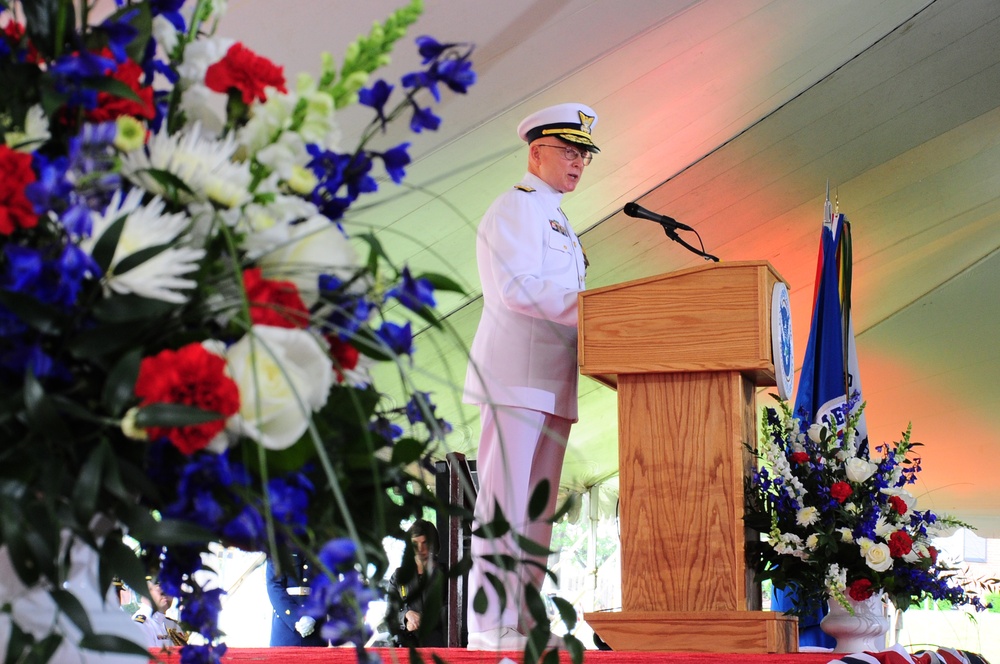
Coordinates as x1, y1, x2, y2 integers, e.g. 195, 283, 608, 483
150, 647, 836, 664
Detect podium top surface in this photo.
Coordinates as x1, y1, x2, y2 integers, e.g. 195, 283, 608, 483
578, 260, 787, 386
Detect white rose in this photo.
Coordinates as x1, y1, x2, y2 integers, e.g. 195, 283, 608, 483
864, 542, 893, 572
226, 326, 334, 450
259, 215, 364, 305
807, 423, 824, 443
845, 457, 877, 483
796, 506, 819, 526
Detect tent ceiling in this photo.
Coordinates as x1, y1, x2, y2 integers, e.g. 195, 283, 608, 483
217, 0, 1000, 535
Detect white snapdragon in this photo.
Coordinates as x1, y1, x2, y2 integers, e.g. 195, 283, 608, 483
151, 15, 179, 55
773, 533, 809, 560
5, 105, 50, 150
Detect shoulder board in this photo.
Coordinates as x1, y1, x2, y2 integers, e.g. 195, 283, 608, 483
133, 614, 147, 623
513, 185, 535, 193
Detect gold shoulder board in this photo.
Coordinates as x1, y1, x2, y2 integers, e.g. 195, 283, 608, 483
514, 185, 535, 192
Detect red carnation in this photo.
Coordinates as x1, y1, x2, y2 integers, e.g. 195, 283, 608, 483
888, 495, 908, 516
789, 451, 809, 464
830, 481, 853, 504
87, 54, 156, 123
848, 578, 875, 602
0, 145, 39, 235
205, 42, 287, 105
328, 335, 360, 383
926, 546, 938, 563
3, 22, 41, 63
135, 343, 240, 454
243, 267, 310, 328
888, 530, 913, 558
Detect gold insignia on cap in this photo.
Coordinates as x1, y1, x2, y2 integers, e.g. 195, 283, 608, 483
578, 111, 595, 135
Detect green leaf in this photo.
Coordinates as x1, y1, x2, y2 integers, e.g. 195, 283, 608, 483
21, 0, 72, 58
472, 587, 488, 615
136, 168, 195, 203
417, 271, 466, 295
102, 349, 142, 416
550, 595, 577, 630
134, 403, 226, 428
85, 76, 142, 104
112, 242, 173, 276
78, 634, 153, 657
23, 371, 71, 442
51, 589, 93, 635
564, 633, 585, 664
552, 493, 577, 523
525, 583, 549, 625
67, 322, 148, 360
528, 480, 550, 522
90, 213, 127, 275
92, 294, 176, 323
120, 505, 216, 545
513, 533, 554, 558
390, 437, 425, 466
101, 538, 145, 611
72, 443, 108, 523
484, 571, 507, 611
0, 289, 65, 335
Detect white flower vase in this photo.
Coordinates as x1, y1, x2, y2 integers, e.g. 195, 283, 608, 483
820, 592, 890, 653
0, 535, 147, 663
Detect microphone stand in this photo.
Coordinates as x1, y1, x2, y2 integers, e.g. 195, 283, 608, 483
660, 225, 719, 262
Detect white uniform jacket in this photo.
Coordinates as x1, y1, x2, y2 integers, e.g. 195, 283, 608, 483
463, 173, 586, 421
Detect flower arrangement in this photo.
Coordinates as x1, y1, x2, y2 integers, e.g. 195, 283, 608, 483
745, 396, 991, 617
0, 0, 474, 661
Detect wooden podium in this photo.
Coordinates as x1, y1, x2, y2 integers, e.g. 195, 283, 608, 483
578, 260, 797, 653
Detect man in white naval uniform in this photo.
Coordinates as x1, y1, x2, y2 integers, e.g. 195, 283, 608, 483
132, 578, 187, 648
463, 102, 599, 651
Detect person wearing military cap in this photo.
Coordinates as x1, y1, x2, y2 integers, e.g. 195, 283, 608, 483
131, 577, 188, 648
463, 102, 599, 651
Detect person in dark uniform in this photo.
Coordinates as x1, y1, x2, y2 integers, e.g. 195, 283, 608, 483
385, 519, 446, 648
266, 551, 327, 646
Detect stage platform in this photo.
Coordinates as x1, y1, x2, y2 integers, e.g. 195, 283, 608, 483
151, 647, 838, 664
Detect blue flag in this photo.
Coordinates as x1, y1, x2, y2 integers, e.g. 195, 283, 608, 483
793, 219, 848, 430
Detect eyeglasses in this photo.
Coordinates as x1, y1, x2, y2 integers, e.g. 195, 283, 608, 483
537, 144, 593, 165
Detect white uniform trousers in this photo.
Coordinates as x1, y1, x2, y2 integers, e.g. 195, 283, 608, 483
467, 404, 571, 633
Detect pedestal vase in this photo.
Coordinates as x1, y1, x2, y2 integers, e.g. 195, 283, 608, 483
820, 592, 890, 653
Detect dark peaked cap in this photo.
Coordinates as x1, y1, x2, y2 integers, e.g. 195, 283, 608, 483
517, 102, 600, 152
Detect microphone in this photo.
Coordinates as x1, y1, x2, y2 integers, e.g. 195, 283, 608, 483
623, 202, 694, 232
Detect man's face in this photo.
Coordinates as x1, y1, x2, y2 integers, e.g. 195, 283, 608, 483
147, 581, 173, 614
411, 535, 430, 566
530, 139, 589, 193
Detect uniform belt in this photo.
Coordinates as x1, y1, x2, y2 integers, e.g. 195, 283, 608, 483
286, 586, 311, 596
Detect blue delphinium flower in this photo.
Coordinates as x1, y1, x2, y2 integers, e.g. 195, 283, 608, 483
375, 321, 413, 356
409, 104, 440, 133
181, 586, 226, 637
318, 274, 373, 339
378, 143, 411, 184
97, 10, 139, 62
386, 266, 435, 310
268, 473, 314, 535
359, 79, 393, 129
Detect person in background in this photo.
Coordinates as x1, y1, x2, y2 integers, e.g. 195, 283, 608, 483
385, 519, 446, 648
132, 577, 188, 648
266, 551, 327, 646
462, 102, 600, 650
